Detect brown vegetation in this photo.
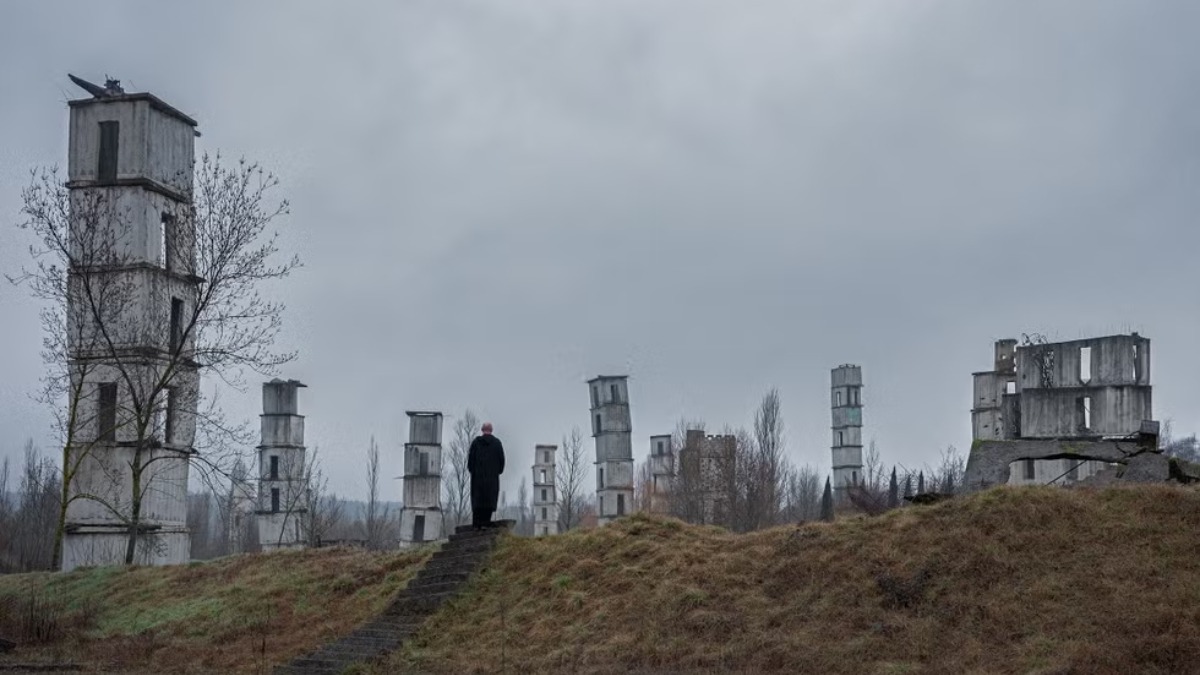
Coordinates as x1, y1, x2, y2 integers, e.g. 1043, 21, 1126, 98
0, 546, 429, 673
387, 485, 1200, 674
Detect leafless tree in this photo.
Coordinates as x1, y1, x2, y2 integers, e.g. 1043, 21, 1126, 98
443, 410, 479, 529
667, 418, 708, 524
363, 436, 390, 550
780, 463, 822, 523
632, 459, 655, 513
747, 387, 786, 530
515, 477, 531, 536
556, 425, 588, 531
929, 445, 966, 494
11, 155, 300, 566
300, 449, 344, 547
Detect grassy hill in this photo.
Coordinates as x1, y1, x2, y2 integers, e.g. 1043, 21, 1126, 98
4, 486, 1200, 674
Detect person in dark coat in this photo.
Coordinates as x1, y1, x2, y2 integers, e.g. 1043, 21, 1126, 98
467, 422, 506, 529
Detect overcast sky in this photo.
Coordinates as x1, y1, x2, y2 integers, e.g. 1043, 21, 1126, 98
1, 1, 1197, 503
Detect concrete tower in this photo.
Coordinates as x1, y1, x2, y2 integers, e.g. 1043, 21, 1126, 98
256, 379, 308, 551
532, 444, 559, 536
60, 75, 200, 570
830, 365, 864, 500
648, 434, 674, 514
588, 376, 634, 525
400, 411, 445, 548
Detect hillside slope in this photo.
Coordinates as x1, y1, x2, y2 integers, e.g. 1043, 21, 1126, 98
0, 546, 429, 673
386, 486, 1200, 674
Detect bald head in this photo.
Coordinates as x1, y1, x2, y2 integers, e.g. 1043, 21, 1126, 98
481, 422, 493, 435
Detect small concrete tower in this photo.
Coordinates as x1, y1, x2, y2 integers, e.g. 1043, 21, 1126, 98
532, 444, 559, 536
588, 375, 634, 525
648, 434, 674, 514
400, 411, 445, 548
60, 75, 200, 570
831, 365, 864, 500
256, 379, 308, 551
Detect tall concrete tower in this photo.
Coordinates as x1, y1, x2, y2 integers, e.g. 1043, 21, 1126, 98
648, 434, 674, 514
588, 376, 634, 526
60, 75, 200, 570
830, 365, 864, 500
532, 444, 559, 536
400, 411, 445, 548
257, 379, 308, 551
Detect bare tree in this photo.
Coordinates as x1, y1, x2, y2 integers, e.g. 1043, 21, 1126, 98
11, 155, 300, 566
556, 425, 588, 531
632, 459, 655, 513
515, 477, 531, 536
750, 387, 786, 529
780, 463, 822, 523
668, 418, 708, 525
301, 449, 344, 547
443, 410, 479, 530
363, 436, 389, 550
930, 445, 966, 494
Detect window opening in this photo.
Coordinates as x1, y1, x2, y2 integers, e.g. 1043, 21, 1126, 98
617, 493, 626, 516
271, 488, 280, 513
413, 515, 425, 542
270, 456, 279, 480
1079, 347, 1092, 384
594, 414, 602, 434
165, 387, 177, 444
98, 121, 119, 182
170, 298, 183, 353
1024, 459, 1035, 480
835, 391, 842, 407
610, 383, 619, 403
1005, 380, 1016, 395
98, 383, 118, 442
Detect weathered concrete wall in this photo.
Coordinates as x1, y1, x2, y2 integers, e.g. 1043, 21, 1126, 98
1019, 386, 1152, 438
589, 376, 634, 525
62, 529, 188, 571
964, 437, 1154, 492
401, 411, 445, 546
831, 365, 864, 494
533, 443, 558, 536
68, 96, 196, 195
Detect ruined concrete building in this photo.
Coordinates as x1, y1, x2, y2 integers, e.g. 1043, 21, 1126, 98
532, 445, 559, 536
257, 379, 308, 551
966, 334, 1154, 489
60, 75, 200, 570
588, 376, 634, 525
679, 430, 735, 527
830, 365, 865, 501
648, 434, 674, 514
400, 411, 445, 547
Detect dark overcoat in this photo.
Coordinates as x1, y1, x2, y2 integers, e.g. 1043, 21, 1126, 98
468, 434, 506, 511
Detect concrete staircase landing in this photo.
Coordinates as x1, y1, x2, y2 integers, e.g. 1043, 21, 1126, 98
275, 521, 512, 675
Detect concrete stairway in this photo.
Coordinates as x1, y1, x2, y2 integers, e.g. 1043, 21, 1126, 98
275, 521, 512, 675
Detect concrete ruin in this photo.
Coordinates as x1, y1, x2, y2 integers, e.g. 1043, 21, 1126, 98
225, 459, 257, 554
830, 365, 865, 501
61, 76, 200, 570
679, 430, 735, 526
965, 334, 1163, 491
532, 444, 559, 536
648, 434, 674, 514
256, 379, 309, 551
399, 411, 445, 547
588, 376, 634, 525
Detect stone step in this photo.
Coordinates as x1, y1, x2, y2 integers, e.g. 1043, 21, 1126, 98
402, 580, 460, 597
448, 528, 502, 542
438, 538, 497, 555
410, 570, 472, 587
385, 591, 455, 615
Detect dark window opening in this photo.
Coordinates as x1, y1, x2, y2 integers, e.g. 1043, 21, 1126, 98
594, 414, 602, 434
1066, 460, 1079, 481
851, 470, 857, 485
1024, 459, 1036, 480
541, 507, 547, 520
271, 488, 280, 513
170, 298, 183, 353
165, 387, 177, 444
98, 121, 119, 182
270, 455, 279, 480
98, 382, 118, 442
656, 440, 664, 455
599, 467, 604, 488
610, 383, 619, 403
161, 213, 176, 270
413, 514, 425, 542
617, 493, 626, 516
1132, 344, 1141, 381
419, 451, 429, 476
1077, 396, 1092, 431
837, 431, 844, 446
591, 386, 599, 408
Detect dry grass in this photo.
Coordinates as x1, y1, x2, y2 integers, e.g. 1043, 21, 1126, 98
386, 485, 1200, 674
0, 545, 430, 674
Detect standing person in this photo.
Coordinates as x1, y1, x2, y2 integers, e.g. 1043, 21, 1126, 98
468, 422, 506, 530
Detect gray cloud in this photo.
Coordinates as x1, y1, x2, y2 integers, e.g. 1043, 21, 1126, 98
1, 1, 1197, 502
